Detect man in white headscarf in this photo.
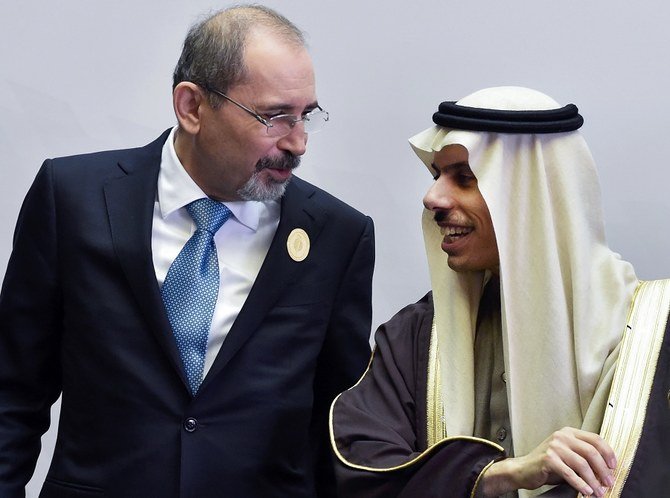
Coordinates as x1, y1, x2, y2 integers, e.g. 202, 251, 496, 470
330, 87, 670, 498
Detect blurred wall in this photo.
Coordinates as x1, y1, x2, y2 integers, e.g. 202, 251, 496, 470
1, 1, 669, 494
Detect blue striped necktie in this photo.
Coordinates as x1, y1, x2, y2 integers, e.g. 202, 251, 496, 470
161, 198, 231, 395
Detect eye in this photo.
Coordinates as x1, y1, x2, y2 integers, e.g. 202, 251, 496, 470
266, 114, 300, 129
456, 172, 476, 186
452, 163, 476, 186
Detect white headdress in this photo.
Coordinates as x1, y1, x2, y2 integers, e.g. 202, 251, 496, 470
410, 87, 637, 496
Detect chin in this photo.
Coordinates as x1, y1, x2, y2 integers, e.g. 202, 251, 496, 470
237, 175, 290, 201
447, 258, 484, 274
446, 259, 467, 272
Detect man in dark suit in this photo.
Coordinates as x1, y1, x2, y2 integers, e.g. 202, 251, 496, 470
0, 5, 374, 497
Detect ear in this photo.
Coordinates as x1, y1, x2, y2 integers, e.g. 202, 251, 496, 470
173, 82, 206, 134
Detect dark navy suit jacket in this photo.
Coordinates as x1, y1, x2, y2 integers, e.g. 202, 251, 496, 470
0, 130, 375, 497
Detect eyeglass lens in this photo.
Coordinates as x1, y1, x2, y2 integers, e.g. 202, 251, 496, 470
266, 110, 329, 137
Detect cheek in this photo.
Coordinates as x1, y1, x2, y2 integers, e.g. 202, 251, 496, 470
233, 141, 278, 172
485, 227, 499, 263
252, 139, 285, 162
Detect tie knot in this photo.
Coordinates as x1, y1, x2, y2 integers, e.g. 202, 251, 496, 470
186, 198, 232, 235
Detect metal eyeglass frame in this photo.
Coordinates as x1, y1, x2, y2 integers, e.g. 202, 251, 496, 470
203, 85, 329, 135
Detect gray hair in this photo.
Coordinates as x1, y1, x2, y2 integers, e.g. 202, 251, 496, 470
173, 4, 306, 108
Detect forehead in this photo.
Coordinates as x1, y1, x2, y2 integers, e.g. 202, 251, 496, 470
236, 30, 316, 107
433, 144, 471, 170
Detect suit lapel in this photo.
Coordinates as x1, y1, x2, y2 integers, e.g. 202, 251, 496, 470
201, 179, 327, 387
103, 130, 189, 388
103, 141, 327, 393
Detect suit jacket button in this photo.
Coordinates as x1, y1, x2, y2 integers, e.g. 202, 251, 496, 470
184, 417, 198, 433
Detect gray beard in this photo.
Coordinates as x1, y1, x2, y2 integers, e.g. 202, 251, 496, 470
237, 153, 301, 201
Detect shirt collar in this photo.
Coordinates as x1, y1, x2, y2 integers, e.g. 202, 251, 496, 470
157, 126, 264, 232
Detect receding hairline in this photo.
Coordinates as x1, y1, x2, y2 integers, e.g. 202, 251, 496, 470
172, 4, 308, 97
203, 4, 306, 48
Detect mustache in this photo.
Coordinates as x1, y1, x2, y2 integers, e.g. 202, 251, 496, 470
434, 211, 447, 223
433, 210, 469, 226
256, 153, 301, 172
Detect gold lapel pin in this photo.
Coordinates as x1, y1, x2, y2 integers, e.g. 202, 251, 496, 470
287, 228, 310, 262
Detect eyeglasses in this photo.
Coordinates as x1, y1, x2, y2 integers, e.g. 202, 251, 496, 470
204, 85, 329, 137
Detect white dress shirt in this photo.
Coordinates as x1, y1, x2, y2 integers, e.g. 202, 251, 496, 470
152, 127, 280, 374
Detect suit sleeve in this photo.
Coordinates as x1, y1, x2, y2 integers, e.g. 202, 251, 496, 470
0, 161, 63, 496
329, 297, 505, 498
312, 215, 375, 498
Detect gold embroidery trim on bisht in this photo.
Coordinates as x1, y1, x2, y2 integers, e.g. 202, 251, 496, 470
578, 279, 670, 498
427, 318, 447, 446
469, 459, 497, 498
330, 316, 503, 473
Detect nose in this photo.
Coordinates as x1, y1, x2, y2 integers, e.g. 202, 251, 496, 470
423, 179, 456, 211
276, 123, 308, 156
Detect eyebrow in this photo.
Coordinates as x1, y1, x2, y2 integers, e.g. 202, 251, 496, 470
430, 161, 471, 174
260, 100, 320, 114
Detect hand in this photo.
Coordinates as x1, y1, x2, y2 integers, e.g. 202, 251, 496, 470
480, 427, 616, 497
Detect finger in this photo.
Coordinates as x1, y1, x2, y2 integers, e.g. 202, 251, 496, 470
558, 440, 612, 495
574, 429, 617, 470
545, 452, 599, 497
